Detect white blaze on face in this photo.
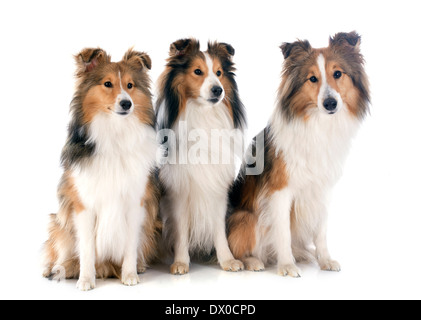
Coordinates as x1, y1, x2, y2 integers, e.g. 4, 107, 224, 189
200, 53, 225, 104
317, 54, 343, 114
115, 71, 134, 115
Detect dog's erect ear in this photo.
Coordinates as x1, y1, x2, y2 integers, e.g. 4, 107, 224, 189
75, 48, 109, 77
220, 43, 235, 56
329, 31, 361, 51
169, 38, 200, 58
280, 40, 312, 60
124, 49, 152, 70
207, 42, 235, 58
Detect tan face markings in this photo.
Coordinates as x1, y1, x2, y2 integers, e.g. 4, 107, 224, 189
82, 68, 124, 123
206, 56, 233, 117
181, 56, 209, 99
131, 87, 154, 126
211, 58, 223, 77
326, 61, 344, 93
303, 63, 323, 115
324, 58, 359, 117
81, 64, 154, 123
286, 51, 348, 118
120, 73, 135, 92
316, 54, 345, 114
175, 54, 226, 105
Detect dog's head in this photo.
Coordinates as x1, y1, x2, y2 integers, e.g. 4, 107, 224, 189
157, 39, 246, 130
74, 48, 153, 125
166, 39, 235, 105
61, 48, 154, 169
279, 31, 370, 121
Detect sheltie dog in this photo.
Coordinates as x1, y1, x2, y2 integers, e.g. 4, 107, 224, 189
156, 39, 247, 274
228, 32, 370, 277
42, 48, 161, 290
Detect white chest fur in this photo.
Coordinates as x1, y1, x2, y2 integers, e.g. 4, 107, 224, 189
160, 100, 240, 252
270, 108, 360, 191
162, 100, 239, 193
73, 113, 157, 262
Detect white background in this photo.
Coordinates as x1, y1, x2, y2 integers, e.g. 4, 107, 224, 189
1, 0, 420, 300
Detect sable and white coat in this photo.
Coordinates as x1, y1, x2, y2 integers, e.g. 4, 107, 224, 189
42, 48, 161, 290
156, 39, 247, 274
228, 32, 370, 276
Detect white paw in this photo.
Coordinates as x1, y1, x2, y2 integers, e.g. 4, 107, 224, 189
76, 277, 96, 291
278, 264, 301, 278
320, 260, 341, 272
220, 259, 244, 272
170, 262, 189, 275
44, 265, 66, 281
244, 257, 265, 272
122, 273, 140, 286
137, 265, 147, 274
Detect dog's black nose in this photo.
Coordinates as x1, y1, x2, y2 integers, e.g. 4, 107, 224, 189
120, 100, 132, 111
211, 86, 223, 97
323, 98, 338, 112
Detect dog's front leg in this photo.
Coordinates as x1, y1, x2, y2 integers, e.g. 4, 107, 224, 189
74, 211, 96, 291
121, 204, 144, 286
214, 198, 244, 272
170, 196, 190, 275
270, 189, 301, 277
313, 198, 341, 272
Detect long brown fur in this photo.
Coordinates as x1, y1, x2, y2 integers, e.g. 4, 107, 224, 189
42, 48, 162, 281
228, 32, 370, 268
43, 174, 162, 280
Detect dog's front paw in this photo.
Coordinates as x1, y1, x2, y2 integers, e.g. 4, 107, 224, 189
278, 264, 301, 278
220, 259, 244, 272
244, 257, 265, 272
137, 265, 147, 274
320, 260, 341, 272
170, 262, 189, 275
44, 265, 66, 281
76, 277, 96, 291
122, 273, 140, 286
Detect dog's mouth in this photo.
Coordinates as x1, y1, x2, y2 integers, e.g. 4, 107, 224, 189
208, 98, 220, 104
108, 108, 130, 116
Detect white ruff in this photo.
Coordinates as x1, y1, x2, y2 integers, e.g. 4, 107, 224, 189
255, 105, 361, 263
160, 100, 237, 253
72, 112, 157, 263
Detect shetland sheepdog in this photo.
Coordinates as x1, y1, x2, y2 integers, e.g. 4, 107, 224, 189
228, 32, 370, 277
156, 39, 247, 274
42, 48, 161, 290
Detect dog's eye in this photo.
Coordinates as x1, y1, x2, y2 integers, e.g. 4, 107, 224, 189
104, 81, 113, 88
216, 70, 222, 77
309, 76, 318, 83
127, 83, 133, 89
194, 69, 203, 76
334, 71, 342, 79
